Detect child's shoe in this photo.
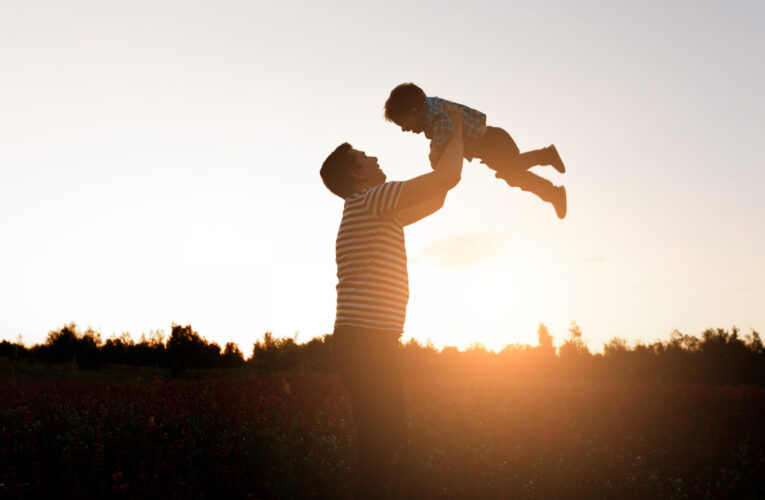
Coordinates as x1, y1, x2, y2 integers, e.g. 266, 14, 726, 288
547, 145, 566, 173
553, 186, 567, 219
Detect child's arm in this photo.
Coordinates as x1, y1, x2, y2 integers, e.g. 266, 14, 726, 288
428, 145, 445, 169
428, 102, 460, 168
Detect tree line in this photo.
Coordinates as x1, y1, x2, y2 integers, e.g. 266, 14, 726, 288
1, 323, 763, 384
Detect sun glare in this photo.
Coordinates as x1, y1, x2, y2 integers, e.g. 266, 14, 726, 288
407, 250, 546, 352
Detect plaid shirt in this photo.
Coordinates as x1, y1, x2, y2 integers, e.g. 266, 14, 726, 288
417, 96, 487, 161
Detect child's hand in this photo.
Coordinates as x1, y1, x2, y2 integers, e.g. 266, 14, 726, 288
439, 102, 464, 129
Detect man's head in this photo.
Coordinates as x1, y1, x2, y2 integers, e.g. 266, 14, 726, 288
320, 143, 386, 199
384, 82, 426, 133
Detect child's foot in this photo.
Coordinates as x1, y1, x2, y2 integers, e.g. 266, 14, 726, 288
553, 186, 567, 219
547, 145, 566, 173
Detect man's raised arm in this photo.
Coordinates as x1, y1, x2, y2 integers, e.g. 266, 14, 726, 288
397, 104, 464, 212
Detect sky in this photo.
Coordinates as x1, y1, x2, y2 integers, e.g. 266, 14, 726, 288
1, 0, 763, 353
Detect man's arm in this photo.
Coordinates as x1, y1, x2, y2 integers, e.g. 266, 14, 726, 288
399, 193, 446, 226
397, 104, 464, 212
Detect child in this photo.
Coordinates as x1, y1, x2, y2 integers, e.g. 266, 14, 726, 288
384, 82, 567, 219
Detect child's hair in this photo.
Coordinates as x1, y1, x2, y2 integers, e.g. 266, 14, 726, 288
320, 142, 360, 199
384, 83, 426, 124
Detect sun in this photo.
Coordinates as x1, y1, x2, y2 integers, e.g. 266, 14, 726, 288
405, 254, 546, 352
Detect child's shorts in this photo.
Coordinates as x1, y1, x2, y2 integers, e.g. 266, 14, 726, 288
474, 126, 520, 170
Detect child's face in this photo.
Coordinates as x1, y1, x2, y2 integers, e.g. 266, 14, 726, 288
397, 112, 421, 134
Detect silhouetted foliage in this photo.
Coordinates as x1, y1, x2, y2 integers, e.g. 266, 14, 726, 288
249, 332, 332, 374
32, 323, 102, 369
0, 339, 30, 362
558, 321, 592, 377
6, 323, 765, 385
166, 324, 221, 374
536, 323, 555, 357
299, 335, 333, 372
132, 331, 167, 367
222, 341, 246, 369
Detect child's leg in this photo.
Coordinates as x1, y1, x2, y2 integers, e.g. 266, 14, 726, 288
498, 169, 555, 201
475, 127, 565, 173
474, 126, 521, 173
475, 126, 567, 218
496, 169, 567, 219
517, 145, 566, 173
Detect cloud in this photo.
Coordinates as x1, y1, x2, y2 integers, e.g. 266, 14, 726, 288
416, 234, 510, 268
582, 255, 607, 264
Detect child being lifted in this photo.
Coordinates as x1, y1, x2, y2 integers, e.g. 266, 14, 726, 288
384, 82, 568, 219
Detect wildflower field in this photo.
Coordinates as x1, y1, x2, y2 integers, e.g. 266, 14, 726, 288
1, 369, 764, 499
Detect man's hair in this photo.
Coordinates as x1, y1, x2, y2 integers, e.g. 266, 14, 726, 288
320, 142, 360, 199
384, 82, 426, 124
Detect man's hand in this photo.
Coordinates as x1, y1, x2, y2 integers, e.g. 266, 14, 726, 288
429, 146, 443, 170
397, 103, 465, 211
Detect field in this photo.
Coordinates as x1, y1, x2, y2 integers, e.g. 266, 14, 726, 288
1, 369, 764, 499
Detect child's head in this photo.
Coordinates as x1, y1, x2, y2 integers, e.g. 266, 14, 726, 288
384, 82, 426, 133
320, 143, 385, 199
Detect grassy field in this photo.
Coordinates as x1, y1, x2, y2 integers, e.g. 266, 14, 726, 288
1, 367, 764, 498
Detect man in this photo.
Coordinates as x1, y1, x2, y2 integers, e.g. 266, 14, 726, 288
320, 105, 464, 498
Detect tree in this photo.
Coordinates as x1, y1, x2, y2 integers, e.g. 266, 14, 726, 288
559, 322, 589, 357
166, 324, 220, 373
35, 323, 103, 369
558, 321, 591, 377
222, 342, 246, 368
537, 323, 555, 356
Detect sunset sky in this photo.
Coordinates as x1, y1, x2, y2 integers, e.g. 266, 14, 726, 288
1, 0, 763, 352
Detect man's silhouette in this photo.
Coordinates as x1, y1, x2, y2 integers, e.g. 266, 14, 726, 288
320, 105, 465, 498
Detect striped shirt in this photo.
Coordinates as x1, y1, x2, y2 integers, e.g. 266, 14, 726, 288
334, 181, 408, 334
418, 96, 487, 160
